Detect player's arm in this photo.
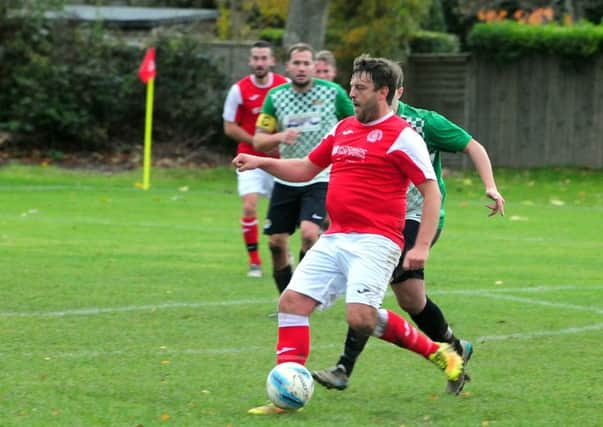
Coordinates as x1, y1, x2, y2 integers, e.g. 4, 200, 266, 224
233, 154, 322, 182
222, 84, 253, 142
253, 127, 300, 152
464, 139, 505, 216
403, 179, 440, 271
224, 120, 253, 144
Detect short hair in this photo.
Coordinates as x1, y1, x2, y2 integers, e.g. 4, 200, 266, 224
352, 54, 402, 105
286, 42, 315, 61
253, 40, 273, 50
316, 50, 336, 68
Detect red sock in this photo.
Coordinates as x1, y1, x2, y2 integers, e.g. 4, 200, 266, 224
241, 217, 261, 265
378, 310, 438, 358
276, 325, 310, 365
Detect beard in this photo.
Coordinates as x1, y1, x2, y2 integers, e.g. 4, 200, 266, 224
355, 101, 379, 123
254, 67, 268, 78
292, 77, 311, 90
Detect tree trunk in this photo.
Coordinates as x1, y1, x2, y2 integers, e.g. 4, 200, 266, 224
283, 0, 330, 50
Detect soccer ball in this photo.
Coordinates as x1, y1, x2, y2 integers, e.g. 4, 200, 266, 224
266, 362, 314, 409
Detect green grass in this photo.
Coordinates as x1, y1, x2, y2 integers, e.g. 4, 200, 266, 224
1, 164, 602, 427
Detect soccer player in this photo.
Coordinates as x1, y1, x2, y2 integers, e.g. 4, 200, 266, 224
315, 50, 337, 82
312, 66, 506, 395
253, 43, 354, 295
235, 54, 464, 415
222, 41, 288, 278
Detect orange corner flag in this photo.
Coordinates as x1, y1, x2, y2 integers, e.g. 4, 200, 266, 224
138, 47, 156, 83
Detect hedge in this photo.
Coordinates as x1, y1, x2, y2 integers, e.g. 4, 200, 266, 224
467, 21, 603, 61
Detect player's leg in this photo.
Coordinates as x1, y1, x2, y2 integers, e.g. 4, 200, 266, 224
265, 183, 300, 294
392, 220, 472, 394
297, 182, 327, 261
238, 169, 269, 277
344, 234, 462, 381
249, 236, 342, 415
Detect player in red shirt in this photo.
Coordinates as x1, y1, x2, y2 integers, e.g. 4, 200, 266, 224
223, 41, 288, 278
234, 54, 464, 415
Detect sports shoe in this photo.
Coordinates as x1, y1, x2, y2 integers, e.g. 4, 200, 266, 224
446, 340, 473, 395
428, 342, 464, 382
311, 364, 349, 390
247, 264, 262, 278
248, 402, 301, 415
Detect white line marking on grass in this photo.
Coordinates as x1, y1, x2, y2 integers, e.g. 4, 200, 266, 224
477, 322, 603, 342
0, 298, 276, 318
1, 284, 602, 318
450, 291, 603, 315
5, 323, 603, 360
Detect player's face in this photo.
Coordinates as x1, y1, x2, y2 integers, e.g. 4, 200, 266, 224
349, 73, 382, 123
315, 60, 336, 81
249, 47, 274, 79
286, 50, 314, 90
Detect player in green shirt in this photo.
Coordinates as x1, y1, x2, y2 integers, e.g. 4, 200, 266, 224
312, 72, 505, 395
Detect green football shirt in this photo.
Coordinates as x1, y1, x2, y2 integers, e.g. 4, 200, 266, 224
396, 101, 472, 229
257, 79, 354, 186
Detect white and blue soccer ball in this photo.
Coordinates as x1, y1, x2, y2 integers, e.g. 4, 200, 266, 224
266, 362, 314, 409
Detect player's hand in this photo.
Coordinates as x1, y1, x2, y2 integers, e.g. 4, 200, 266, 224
402, 246, 429, 271
485, 188, 505, 217
232, 154, 259, 171
281, 128, 301, 145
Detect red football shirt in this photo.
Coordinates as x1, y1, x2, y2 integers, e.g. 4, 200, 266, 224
308, 112, 436, 249
223, 72, 288, 157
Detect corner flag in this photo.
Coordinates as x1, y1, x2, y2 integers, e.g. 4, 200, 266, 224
138, 48, 156, 190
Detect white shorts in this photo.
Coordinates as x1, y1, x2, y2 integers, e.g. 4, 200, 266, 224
287, 233, 401, 310
237, 168, 274, 197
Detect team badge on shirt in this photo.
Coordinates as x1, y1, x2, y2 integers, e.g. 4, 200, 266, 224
367, 129, 383, 143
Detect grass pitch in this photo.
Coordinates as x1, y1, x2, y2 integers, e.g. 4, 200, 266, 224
0, 164, 601, 426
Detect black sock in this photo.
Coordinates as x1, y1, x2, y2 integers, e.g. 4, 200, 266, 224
336, 327, 369, 376
410, 296, 458, 345
272, 265, 292, 294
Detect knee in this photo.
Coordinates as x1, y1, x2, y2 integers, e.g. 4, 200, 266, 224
299, 224, 319, 250
393, 281, 426, 315
346, 306, 377, 337
279, 290, 316, 315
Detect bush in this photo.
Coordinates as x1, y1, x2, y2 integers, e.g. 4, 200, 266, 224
0, 14, 228, 152
467, 21, 603, 61
410, 30, 460, 53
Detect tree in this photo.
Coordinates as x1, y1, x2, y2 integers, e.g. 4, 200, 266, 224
283, 0, 330, 49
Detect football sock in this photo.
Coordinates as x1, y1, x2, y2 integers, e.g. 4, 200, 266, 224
376, 309, 438, 357
337, 327, 369, 376
276, 313, 310, 365
410, 296, 450, 342
273, 265, 293, 294
410, 297, 464, 355
241, 217, 261, 265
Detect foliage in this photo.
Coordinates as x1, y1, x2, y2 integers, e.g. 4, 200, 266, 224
258, 27, 284, 45
0, 4, 229, 152
410, 30, 460, 54
326, 0, 432, 84
467, 20, 603, 62
216, 0, 287, 40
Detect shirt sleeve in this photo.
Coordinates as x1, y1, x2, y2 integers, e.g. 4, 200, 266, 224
423, 110, 472, 152
222, 84, 242, 122
308, 126, 336, 168
255, 89, 278, 133
387, 127, 437, 186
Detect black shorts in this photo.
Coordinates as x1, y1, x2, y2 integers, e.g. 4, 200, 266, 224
390, 219, 442, 284
264, 182, 328, 235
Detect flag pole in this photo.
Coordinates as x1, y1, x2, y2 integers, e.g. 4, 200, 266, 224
136, 47, 156, 191
142, 77, 155, 190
